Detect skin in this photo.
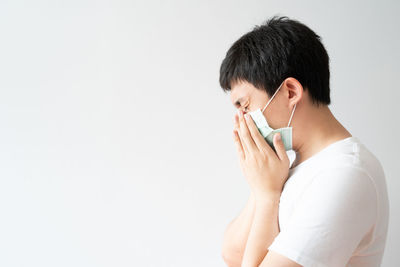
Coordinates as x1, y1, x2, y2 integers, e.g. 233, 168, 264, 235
222, 77, 352, 267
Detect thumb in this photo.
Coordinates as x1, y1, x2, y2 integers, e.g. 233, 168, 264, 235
273, 132, 288, 162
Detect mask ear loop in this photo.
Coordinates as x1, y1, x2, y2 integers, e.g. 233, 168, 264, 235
287, 103, 297, 127
262, 82, 285, 113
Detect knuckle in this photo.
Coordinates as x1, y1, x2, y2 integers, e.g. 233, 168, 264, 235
261, 147, 271, 156
260, 151, 268, 160
249, 152, 258, 161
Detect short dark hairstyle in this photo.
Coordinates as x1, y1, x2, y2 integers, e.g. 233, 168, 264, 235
219, 15, 331, 106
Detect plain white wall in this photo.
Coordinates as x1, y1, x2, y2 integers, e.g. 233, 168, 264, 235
0, 0, 398, 266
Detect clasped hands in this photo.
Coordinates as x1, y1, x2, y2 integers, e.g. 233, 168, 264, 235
233, 110, 290, 200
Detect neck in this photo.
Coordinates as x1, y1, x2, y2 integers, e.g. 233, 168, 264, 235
291, 104, 352, 168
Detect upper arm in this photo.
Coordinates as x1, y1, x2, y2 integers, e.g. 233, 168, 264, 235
265, 167, 378, 267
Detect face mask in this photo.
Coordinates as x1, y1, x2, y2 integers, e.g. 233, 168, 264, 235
247, 81, 296, 152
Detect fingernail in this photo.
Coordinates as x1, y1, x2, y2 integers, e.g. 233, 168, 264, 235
276, 133, 281, 140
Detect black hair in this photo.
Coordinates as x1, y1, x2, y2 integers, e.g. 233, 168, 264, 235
219, 15, 331, 106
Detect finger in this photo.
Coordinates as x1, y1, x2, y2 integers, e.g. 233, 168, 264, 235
234, 113, 240, 131
244, 112, 275, 157
234, 113, 249, 156
233, 129, 245, 161
238, 110, 258, 153
273, 132, 289, 162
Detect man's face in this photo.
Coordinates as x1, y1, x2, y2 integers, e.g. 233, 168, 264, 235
230, 80, 289, 129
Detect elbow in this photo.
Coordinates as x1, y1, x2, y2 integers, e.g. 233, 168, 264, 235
221, 247, 243, 267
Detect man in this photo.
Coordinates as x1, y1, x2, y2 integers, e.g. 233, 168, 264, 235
219, 16, 389, 267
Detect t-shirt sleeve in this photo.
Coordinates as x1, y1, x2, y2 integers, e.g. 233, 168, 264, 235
268, 166, 378, 267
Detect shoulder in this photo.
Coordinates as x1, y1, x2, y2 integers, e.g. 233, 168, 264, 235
269, 164, 379, 267
311, 164, 378, 205
287, 161, 379, 226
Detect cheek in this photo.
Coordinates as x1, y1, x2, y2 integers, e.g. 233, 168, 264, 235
268, 112, 289, 128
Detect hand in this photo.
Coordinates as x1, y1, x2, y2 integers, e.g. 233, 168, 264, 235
233, 110, 290, 199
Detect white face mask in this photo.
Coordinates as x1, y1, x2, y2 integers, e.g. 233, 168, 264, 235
247, 81, 296, 151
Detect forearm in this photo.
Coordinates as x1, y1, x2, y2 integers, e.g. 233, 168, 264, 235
222, 192, 256, 266
241, 194, 280, 267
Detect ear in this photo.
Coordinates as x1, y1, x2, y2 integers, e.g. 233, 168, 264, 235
283, 77, 303, 109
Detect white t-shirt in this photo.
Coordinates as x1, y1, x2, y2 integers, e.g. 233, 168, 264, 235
268, 136, 389, 267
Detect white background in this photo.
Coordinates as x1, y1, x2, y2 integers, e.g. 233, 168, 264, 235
0, 0, 399, 266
